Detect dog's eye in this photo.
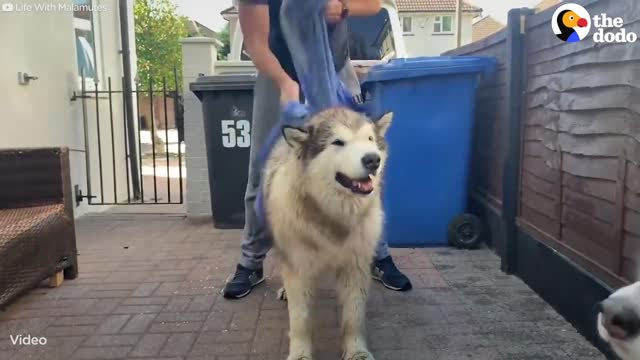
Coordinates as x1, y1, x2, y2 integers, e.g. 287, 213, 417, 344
332, 139, 345, 146
368, 136, 374, 141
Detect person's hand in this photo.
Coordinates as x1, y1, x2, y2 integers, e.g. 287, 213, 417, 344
325, 0, 344, 24
279, 77, 300, 105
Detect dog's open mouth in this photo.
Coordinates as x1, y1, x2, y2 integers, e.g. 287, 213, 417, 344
335, 172, 374, 195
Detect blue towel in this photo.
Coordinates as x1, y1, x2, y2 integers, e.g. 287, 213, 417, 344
254, 0, 366, 229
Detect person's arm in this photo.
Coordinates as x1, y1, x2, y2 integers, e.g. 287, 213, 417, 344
326, 0, 382, 22
237, 0, 300, 103
344, 0, 382, 17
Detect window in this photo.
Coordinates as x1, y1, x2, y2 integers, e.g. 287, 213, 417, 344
74, 0, 100, 87
402, 16, 413, 34
433, 15, 453, 33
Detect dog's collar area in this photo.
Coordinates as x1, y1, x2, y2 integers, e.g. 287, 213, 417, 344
335, 172, 374, 195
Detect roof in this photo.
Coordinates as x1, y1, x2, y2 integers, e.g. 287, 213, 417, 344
397, 0, 482, 13
534, 0, 561, 12
222, 2, 481, 16
472, 15, 504, 42
190, 20, 217, 37
221, 6, 237, 16
185, 19, 223, 47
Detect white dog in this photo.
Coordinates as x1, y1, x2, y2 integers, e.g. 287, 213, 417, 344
262, 107, 393, 360
597, 281, 640, 359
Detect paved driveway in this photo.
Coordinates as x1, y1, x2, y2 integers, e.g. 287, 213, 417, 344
0, 215, 606, 360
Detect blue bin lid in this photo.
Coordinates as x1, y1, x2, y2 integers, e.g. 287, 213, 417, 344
362, 56, 497, 84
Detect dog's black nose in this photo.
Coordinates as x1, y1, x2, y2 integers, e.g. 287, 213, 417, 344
362, 153, 380, 172
601, 298, 640, 339
613, 311, 640, 338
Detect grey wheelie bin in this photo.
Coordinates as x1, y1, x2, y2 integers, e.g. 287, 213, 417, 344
191, 74, 257, 229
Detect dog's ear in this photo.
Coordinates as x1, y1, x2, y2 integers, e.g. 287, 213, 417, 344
375, 112, 393, 137
282, 125, 310, 149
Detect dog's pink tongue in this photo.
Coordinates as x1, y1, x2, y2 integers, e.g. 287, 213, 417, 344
354, 179, 373, 192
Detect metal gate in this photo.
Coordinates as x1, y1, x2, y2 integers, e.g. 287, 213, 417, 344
75, 68, 185, 206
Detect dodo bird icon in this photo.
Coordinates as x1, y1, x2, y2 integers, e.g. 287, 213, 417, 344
556, 9, 589, 42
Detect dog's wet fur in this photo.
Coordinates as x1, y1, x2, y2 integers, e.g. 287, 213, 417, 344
262, 107, 393, 360
597, 281, 640, 360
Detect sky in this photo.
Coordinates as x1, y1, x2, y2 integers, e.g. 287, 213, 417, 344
174, 0, 542, 33
175, 0, 233, 32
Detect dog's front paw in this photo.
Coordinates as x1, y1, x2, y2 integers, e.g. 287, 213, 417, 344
286, 355, 311, 360
277, 287, 287, 301
343, 350, 375, 360
287, 340, 312, 360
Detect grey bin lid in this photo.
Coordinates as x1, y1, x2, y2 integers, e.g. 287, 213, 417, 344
190, 73, 257, 99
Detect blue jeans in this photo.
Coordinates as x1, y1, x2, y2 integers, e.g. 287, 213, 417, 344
239, 61, 391, 270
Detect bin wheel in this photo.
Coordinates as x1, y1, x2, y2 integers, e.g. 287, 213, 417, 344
447, 213, 484, 249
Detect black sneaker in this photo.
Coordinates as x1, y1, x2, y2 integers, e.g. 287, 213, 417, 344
222, 264, 264, 299
372, 256, 412, 291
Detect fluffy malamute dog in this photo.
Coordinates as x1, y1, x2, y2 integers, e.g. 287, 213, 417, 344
262, 107, 393, 360
597, 281, 640, 359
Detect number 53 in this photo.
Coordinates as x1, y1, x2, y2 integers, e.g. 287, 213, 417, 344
221, 120, 251, 148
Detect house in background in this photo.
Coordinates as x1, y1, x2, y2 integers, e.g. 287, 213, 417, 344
185, 19, 224, 46
472, 15, 504, 42
220, 5, 252, 62
220, 5, 238, 47
397, 0, 482, 56
0, 0, 138, 217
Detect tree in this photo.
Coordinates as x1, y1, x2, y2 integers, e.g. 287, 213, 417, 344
134, 0, 188, 153
134, 0, 188, 90
217, 23, 231, 60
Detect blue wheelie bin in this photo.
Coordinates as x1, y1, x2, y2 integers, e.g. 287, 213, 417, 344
361, 56, 496, 249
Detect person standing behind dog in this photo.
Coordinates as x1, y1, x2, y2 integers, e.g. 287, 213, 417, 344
223, 0, 413, 299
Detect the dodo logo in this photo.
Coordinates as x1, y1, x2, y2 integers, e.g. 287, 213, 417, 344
552, 3, 591, 42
